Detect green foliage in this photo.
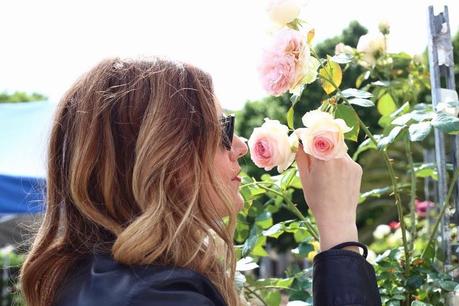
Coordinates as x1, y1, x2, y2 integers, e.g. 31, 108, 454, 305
374, 247, 459, 305
0, 91, 47, 103
0, 248, 25, 305
335, 104, 360, 141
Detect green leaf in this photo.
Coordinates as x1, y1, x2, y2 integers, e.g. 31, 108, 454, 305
355, 71, 370, 88
391, 101, 411, 118
352, 136, 381, 160
241, 185, 265, 201
411, 301, 432, 306
335, 104, 359, 141
431, 112, 459, 134
262, 223, 285, 238
287, 106, 295, 129
295, 242, 314, 256
411, 110, 435, 122
286, 18, 301, 30
235, 219, 250, 243
414, 103, 433, 111
252, 236, 268, 256
284, 221, 313, 242
378, 115, 392, 128
341, 88, 373, 99
263, 290, 281, 306
392, 113, 412, 126
414, 163, 438, 180
242, 226, 260, 257
407, 275, 424, 289
319, 60, 342, 94
281, 168, 298, 190
377, 93, 397, 116
391, 108, 434, 126
289, 174, 303, 189
392, 295, 405, 301
255, 211, 273, 229
256, 277, 295, 289
438, 280, 458, 291
377, 126, 405, 149
409, 122, 432, 141
293, 227, 310, 243
348, 98, 375, 107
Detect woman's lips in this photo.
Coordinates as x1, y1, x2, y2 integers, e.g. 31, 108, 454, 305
232, 176, 241, 182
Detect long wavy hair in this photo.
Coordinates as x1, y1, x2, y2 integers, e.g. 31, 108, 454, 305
20, 58, 239, 306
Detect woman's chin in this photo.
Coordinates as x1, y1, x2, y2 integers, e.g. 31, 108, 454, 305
234, 193, 245, 212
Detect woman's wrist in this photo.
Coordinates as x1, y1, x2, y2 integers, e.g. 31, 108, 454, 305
316, 220, 359, 253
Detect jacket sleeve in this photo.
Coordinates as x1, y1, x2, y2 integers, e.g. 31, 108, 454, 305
313, 248, 382, 306
128, 285, 216, 306
128, 270, 226, 306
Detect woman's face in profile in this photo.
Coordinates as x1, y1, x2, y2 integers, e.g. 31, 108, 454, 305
212, 103, 248, 216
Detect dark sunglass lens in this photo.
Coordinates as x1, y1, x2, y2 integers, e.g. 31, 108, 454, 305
221, 115, 234, 150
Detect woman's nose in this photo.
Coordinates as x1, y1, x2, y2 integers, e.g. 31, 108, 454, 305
232, 135, 248, 160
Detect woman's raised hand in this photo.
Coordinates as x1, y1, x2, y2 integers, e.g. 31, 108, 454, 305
295, 145, 362, 252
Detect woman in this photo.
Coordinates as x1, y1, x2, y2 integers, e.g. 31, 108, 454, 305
20, 58, 381, 306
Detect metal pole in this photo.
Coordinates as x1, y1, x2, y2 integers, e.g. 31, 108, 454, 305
427, 5, 452, 267
442, 7, 459, 231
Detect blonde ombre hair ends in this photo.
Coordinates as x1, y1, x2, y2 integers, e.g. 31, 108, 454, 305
20, 58, 240, 306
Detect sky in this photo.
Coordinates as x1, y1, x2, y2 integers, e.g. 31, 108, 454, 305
1, 0, 458, 110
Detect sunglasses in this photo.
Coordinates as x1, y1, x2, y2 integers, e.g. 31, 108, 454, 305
220, 114, 235, 150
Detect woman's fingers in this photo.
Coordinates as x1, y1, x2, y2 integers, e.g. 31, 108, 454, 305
295, 144, 311, 173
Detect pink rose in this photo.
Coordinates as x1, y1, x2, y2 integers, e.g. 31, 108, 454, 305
295, 110, 352, 160
259, 51, 296, 96
248, 118, 298, 172
415, 199, 435, 218
258, 29, 303, 96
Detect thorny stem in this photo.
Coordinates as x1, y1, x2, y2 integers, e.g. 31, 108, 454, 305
404, 137, 418, 251
243, 285, 268, 306
256, 184, 320, 240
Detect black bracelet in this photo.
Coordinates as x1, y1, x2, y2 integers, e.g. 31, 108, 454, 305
330, 241, 368, 258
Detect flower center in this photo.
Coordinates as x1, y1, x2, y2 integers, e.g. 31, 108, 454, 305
314, 136, 333, 152
256, 140, 272, 158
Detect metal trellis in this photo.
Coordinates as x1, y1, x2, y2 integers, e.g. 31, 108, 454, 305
426, 5, 459, 273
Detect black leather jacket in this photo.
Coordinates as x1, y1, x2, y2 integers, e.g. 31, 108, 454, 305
55, 249, 381, 306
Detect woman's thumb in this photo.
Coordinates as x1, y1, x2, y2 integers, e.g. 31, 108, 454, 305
295, 145, 311, 173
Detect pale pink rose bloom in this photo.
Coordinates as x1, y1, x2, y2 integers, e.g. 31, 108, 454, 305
357, 32, 386, 66
290, 44, 320, 96
274, 28, 303, 55
248, 119, 298, 172
259, 51, 296, 96
266, 0, 301, 26
295, 110, 352, 160
259, 29, 303, 96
